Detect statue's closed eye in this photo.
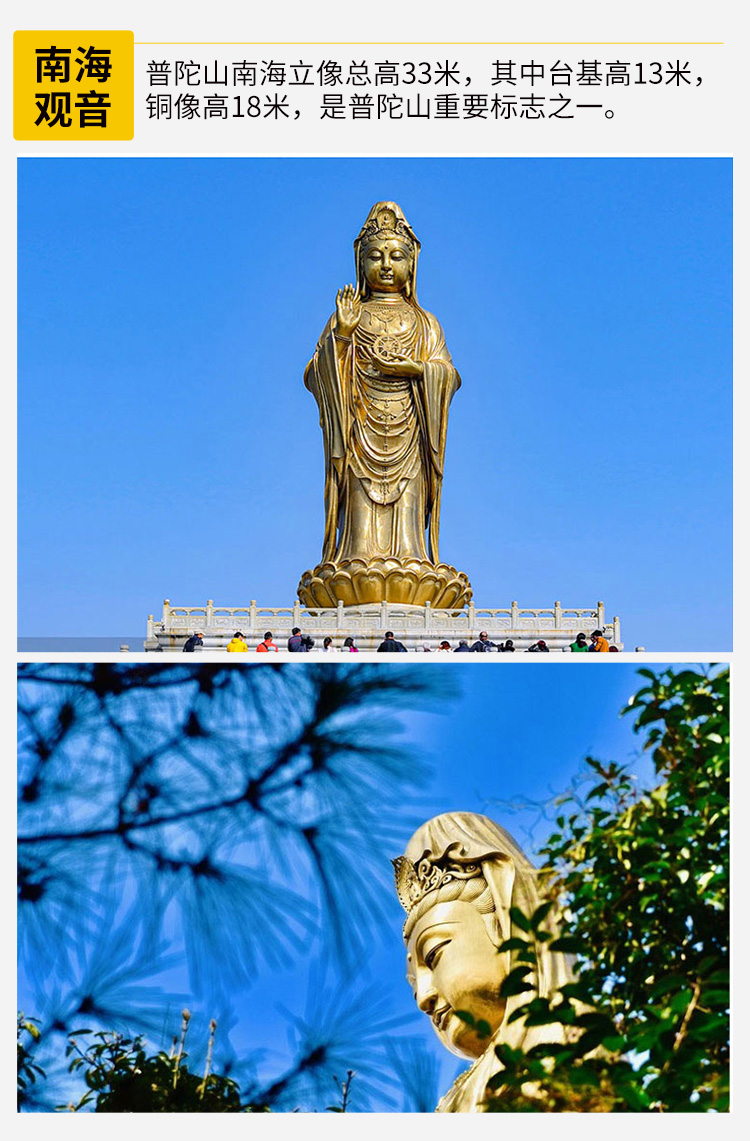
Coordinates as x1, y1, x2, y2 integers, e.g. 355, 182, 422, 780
425, 939, 450, 969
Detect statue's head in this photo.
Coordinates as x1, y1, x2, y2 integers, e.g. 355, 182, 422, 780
394, 812, 563, 1060
354, 202, 420, 300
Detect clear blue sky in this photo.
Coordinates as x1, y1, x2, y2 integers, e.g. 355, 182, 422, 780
19, 662, 693, 1108
18, 158, 731, 649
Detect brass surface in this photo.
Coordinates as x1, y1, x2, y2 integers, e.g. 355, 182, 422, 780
298, 202, 472, 608
395, 813, 576, 1112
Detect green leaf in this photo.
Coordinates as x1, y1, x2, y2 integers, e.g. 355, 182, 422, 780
497, 937, 531, 952
531, 901, 555, 927
586, 782, 612, 802
509, 907, 532, 932
548, 936, 584, 953
454, 1009, 475, 1026
558, 982, 593, 1003
500, 967, 536, 997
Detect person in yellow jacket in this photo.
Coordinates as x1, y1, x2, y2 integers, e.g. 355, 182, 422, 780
589, 629, 610, 652
226, 630, 249, 652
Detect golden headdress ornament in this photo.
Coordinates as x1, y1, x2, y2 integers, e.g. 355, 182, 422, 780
357, 202, 418, 249
392, 854, 483, 914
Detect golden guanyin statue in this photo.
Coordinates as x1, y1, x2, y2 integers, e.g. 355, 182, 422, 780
393, 813, 576, 1112
297, 202, 472, 609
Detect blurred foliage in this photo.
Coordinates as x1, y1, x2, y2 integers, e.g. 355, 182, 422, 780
17, 1014, 44, 1110
17, 663, 451, 1111
55, 1010, 360, 1113
483, 667, 729, 1112
61, 1012, 248, 1113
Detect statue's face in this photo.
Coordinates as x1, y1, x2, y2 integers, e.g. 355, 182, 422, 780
406, 899, 506, 1059
361, 239, 412, 293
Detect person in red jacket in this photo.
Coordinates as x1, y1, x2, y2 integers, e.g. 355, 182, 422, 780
256, 631, 279, 653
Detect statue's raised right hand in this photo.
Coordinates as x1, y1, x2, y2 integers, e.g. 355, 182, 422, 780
335, 284, 362, 338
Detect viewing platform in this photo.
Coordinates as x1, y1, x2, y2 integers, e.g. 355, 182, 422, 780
144, 599, 623, 652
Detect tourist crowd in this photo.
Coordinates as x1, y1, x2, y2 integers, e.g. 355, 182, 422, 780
181, 627, 619, 653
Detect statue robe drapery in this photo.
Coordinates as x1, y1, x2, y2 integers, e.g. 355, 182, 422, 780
304, 299, 460, 567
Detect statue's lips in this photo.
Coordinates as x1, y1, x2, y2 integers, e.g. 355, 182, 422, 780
433, 1005, 452, 1031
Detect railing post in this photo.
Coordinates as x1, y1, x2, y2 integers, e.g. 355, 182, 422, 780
146, 614, 155, 639
424, 600, 431, 629
162, 598, 170, 627
293, 599, 302, 627
467, 601, 475, 631
206, 599, 214, 628
613, 615, 621, 645
598, 600, 605, 628
554, 600, 562, 628
250, 600, 257, 629
510, 600, 519, 627
337, 600, 344, 630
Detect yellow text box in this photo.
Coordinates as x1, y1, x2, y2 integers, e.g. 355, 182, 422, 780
14, 30, 134, 140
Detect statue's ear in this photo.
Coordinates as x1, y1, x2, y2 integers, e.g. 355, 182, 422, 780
483, 856, 516, 944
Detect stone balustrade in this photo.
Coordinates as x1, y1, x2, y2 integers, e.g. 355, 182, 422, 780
145, 598, 622, 652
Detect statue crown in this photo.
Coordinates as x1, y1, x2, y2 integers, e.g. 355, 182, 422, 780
392, 854, 482, 913
359, 206, 413, 249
